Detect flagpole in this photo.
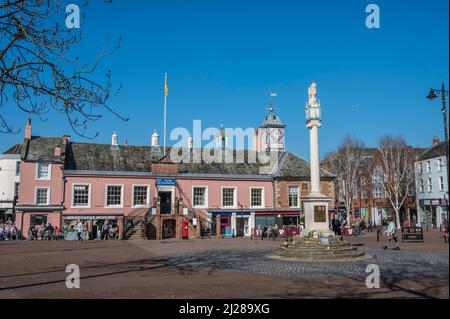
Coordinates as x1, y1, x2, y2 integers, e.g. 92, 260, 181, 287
163, 73, 167, 156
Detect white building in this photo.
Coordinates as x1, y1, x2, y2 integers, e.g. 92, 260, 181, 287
415, 138, 449, 229
0, 144, 21, 223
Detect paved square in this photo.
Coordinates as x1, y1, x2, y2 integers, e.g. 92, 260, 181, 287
0, 231, 448, 299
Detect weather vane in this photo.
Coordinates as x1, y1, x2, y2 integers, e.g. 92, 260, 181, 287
266, 92, 277, 112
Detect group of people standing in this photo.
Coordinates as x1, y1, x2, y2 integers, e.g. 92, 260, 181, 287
255, 224, 279, 240
28, 223, 64, 240
74, 220, 119, 241
0, 219, 19, 240
331, 216, 373, 237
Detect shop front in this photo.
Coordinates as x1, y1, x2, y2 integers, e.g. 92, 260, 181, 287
209, 211, 254, 238
0, 201, 14, 223
15, 206, 63, 238
419, 199, 448, 229
63, 214, 122, 240
254, 211, 303, 228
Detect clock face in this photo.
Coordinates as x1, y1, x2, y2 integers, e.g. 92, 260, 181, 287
271, 128, 284, 141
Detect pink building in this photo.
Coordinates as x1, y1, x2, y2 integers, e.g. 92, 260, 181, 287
15, 110, 334, 239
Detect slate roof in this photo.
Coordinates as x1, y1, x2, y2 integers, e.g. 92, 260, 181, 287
20, 136, 67, 162
21, 136, 335, 179
418, 141, 449, 161
275, 152, 335, 179
2, 143, 21, 154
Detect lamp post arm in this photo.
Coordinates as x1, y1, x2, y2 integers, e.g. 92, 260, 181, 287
440, 83, 449, 143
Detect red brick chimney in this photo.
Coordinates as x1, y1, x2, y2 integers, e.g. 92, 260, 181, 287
54, 145, 61, 157
25, 119, 32, 139
432, 136, 440, 145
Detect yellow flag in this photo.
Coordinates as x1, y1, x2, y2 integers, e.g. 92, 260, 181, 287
164, 74, 168, 96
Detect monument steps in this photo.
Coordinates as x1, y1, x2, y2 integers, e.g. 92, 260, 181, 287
275, 237, 365, 260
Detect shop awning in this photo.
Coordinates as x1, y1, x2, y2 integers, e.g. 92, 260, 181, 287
255, 211, 302, 216
210, 211, 252, 216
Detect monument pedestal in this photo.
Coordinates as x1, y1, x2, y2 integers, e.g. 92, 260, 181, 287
302, 194, 333, 236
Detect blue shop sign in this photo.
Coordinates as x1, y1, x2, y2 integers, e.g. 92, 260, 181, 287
210, 211, 251, 216
156, 178, 176, 186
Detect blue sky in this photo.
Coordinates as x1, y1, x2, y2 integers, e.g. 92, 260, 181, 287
1, 0, 448, 160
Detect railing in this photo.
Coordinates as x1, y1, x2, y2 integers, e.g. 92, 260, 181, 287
123, 208, 152, 239
175, 182, 211, 236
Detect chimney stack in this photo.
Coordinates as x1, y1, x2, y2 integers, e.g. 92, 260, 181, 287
432, 136, 440, 146
25, 118, 32, 140
151, 130, 160, 147
54, 145, 61, 157
111, 132, 118, 146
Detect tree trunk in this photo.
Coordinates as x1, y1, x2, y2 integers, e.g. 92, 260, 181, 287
394, 207, 401, 229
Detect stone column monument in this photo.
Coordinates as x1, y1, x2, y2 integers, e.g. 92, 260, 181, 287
303, 82, 332, 236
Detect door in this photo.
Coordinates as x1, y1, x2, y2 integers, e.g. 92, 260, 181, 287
159, 191, 172, 214
162, 219, 176, 239
236, 218, 245, 237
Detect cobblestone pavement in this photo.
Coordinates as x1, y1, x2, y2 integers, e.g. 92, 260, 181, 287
167, 247, 449, 279
0, 239, 448, 298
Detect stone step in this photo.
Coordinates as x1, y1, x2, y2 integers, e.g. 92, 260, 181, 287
275, 250, 365, 260
281, 246, 358, 253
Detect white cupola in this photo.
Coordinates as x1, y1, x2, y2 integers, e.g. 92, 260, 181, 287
215, 124, 228, 148
151, 130, 160, 147
111, 132, 119, 146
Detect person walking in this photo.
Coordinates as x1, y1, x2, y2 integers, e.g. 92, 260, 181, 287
332, 216, 340, 236
76, 220, 84, 242
383, 216, 400, 250
443, 219, 449, 244
273, 224, 279, 240
101, 222, 110, 240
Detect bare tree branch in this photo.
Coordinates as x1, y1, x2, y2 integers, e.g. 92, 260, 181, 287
0, 0, 127, 137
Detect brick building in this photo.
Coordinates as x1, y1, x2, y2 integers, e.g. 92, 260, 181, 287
12, 106, 335, 239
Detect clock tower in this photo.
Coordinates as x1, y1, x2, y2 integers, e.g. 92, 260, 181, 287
254, 95, 286, 152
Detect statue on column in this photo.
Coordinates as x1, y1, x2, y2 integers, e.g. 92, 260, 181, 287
306, 81, 321, 120
307, 82, 320, 107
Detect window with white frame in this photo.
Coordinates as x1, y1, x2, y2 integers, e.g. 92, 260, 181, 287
427, 178, 432, 192
36, 188, 49, 205
73, 185, 90, 207
36, 162, 50, 180
106, 185, 122, 206
222, 187, 235, 207
439, 176, 444, 191
133, 185, 149, 206
419, 179, 424, 192
250, 188, 263, 208
426, 161, 431, 173
193, 187, 207, 207
15, 161, 20, 176
373, 187, 384, 198
437, 159, 442, 171
288, 186, 299, 207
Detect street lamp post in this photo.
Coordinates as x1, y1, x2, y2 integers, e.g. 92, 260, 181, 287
426, 83, 449, 228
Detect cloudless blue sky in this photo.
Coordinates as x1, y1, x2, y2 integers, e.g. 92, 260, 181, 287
1, 0, 448, 160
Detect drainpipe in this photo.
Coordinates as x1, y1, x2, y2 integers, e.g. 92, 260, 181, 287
60, 168, 66, 228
